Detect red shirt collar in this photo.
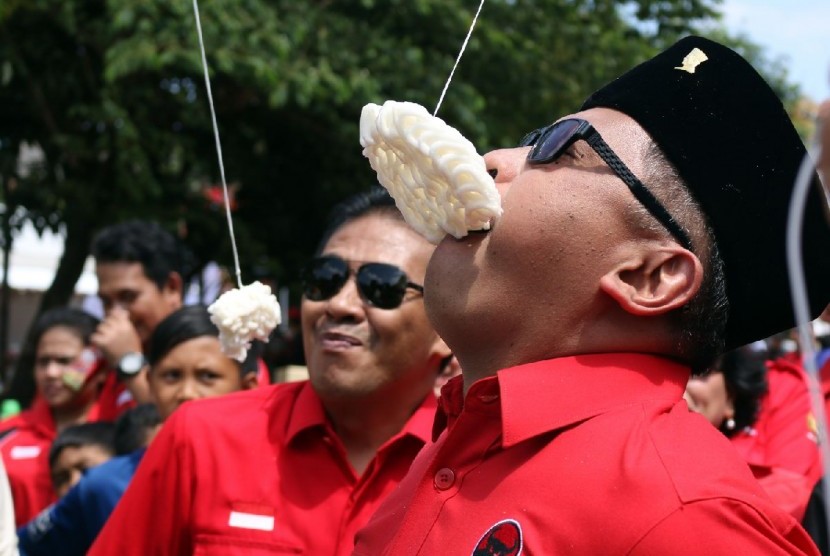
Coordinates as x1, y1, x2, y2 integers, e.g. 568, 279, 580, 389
284, 381, 437, 446
436, 353, 690, 446
19, 397, 58, 438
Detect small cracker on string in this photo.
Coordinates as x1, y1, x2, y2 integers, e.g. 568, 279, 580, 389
208, 281, 281, 362
360, 100, 502, 244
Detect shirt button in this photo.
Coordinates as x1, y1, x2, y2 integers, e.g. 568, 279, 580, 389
434, 467, 456, 490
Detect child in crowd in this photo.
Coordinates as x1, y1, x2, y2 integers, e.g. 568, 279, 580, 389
48, 422, 116, 498
0, 308, 124, 525
16, 304, 260, 556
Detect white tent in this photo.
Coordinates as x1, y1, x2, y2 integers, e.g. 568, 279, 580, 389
0, 221, 97, 294
0, 221, 97, 358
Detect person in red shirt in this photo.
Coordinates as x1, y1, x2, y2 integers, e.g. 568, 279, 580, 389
17, 304, 260, 556
0, 307, 114, 525
89, 188, 452, 556
353, 36, 830, 555
89, 220, 195, 404
90, 221, 270, 403
685, 346, 821, 520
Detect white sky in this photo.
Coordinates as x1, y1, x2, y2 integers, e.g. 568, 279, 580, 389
720, 0, 829, 101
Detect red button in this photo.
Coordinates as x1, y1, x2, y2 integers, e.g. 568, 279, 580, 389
434, 467, 456, 490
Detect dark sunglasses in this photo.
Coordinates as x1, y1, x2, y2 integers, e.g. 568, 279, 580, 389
519, 118, 693, 251
301, 255, 424, 309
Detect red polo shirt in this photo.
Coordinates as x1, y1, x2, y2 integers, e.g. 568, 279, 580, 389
89, 380, 436, 556
0, 394, 120, 526
0, 398, 57, 526
353, 354, 818, 555
730, 357, 821, 520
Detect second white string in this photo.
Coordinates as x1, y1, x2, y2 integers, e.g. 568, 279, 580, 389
192, 0, 243, 289
434, 0, 487, 117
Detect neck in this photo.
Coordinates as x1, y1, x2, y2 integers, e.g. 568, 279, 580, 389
51, 398, 95, 434
325, 393, 425, 476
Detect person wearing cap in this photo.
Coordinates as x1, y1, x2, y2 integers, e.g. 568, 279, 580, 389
88, 189, 453, 556
353, 36, 829, 555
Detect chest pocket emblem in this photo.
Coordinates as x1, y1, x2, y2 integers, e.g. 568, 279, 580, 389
10, 446, 41, 459
472, 518, 523, 556
228, 502, 275, 532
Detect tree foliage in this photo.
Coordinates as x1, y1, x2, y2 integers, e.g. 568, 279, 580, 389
0, 0, 804, 398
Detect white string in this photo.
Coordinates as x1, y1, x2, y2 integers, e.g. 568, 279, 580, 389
784, 131, 830, 535
434, 0, 486, 117
192, 0, 243, 289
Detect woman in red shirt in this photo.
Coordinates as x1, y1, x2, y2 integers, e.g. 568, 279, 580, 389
685, 345, 821, 520
0, 308, 111, 525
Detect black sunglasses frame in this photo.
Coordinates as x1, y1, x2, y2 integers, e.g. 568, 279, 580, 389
301, 255, 424, 310
519, 118, 693, 252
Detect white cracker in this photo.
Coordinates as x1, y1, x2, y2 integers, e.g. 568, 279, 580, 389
360, 101, 502, 243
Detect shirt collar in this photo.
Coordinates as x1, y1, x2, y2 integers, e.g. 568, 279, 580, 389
285, 381, 438, 446
436, 353, 690, 446
284, 382, 328, 443
25, 396, 58, 437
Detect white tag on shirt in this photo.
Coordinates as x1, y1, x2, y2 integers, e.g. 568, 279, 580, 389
116, 389, 134, 407
10, 446, 41, 459
228, 511, 275, 531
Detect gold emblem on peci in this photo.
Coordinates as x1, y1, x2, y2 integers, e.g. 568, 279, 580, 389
674, 48, 709, 74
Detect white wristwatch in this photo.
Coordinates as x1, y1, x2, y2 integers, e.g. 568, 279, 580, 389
117, 352, 147, 378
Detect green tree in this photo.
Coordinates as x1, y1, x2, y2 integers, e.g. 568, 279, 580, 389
0, 0, 798, 404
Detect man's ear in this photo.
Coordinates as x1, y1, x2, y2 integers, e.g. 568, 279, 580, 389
599, 246, 703, 316
163, 272, 184, 300
242, 372, 260, 390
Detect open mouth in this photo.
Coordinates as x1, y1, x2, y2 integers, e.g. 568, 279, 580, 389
467, 216, 496, 235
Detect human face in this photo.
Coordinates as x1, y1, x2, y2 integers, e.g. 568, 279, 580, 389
35, 327, 100, 410
147, 336, 245, 421
683, 371, 734, 428
51, 444, 113, 498
520, 118, 692, 250
426, 108, 656, 374
301, 213, 448, 403
96, 262, 182, 344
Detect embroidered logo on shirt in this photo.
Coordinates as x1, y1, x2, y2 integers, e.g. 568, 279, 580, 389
807, 413, 819, 444
674, 47, 708, 74
10, 445, 41, 459
228, 503, 275, 531
472, 519, 523, 556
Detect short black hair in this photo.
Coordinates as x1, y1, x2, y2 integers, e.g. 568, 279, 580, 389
48, 422, 116, 468
91, 220, 196, 291
147, 305, 260, 376
714, 347, 769, 437
31, 307, 100, 349
113, 403, 162, 455
314, 186, 402, 254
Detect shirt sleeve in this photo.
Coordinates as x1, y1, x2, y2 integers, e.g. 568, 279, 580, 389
629, 498, 820, 556
0, 457, 18, 556
17, 484, 89, 556
88, 408, 195, 556
761, 368, 820, 479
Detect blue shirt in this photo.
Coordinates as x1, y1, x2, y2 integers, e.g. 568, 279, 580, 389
17, 449, 144, 556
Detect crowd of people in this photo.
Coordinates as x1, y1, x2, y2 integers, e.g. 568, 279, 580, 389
0, 35, 828, 555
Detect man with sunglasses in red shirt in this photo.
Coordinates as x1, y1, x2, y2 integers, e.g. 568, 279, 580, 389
89, 188, 452, 556
353, 36, 830, 555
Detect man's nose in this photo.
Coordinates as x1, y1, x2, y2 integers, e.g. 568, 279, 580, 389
325, 277, 365, 319
44, 360, 64, 378
483, 147, 528, 196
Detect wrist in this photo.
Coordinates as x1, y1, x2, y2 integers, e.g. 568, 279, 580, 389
117, 352, 148, 380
